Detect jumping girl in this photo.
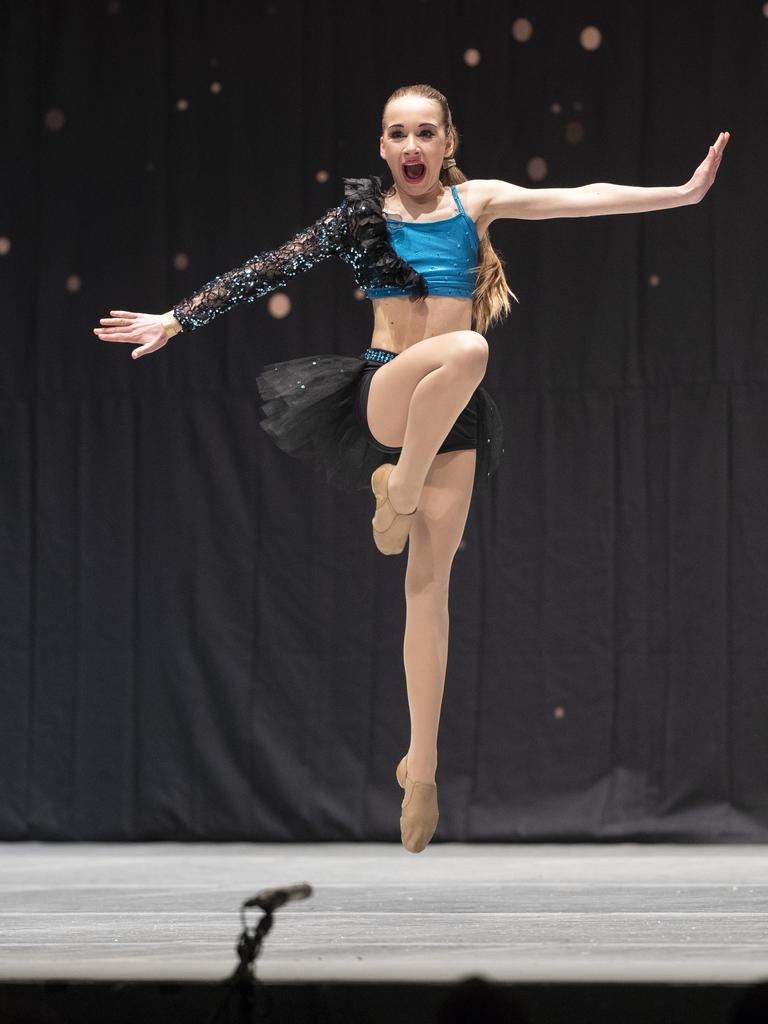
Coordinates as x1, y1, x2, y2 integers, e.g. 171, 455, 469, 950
93, 83, 729, 853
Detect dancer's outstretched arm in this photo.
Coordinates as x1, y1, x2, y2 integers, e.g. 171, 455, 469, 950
93, 202, 349, 359
477, 131, 730, 221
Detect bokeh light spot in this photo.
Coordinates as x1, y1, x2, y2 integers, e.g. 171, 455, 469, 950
44, 109, 66, 132
527, 156, 548, 182
564, 120, 585, 144
268, 293, 291, 318
463, 48, 481, 67
511, 18, 533, 42
580, 25, 602, 51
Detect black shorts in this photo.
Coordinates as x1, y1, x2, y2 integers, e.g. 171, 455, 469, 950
353, 351, 479, 455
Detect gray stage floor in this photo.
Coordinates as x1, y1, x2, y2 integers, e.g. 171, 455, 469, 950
1, 842, 768, 985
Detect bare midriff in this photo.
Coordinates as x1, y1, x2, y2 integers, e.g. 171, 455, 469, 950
368, 294, 474, 353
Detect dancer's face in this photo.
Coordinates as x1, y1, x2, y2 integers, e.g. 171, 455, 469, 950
380, 96, 454, 196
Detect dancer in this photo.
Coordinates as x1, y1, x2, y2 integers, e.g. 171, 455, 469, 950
94, 83, 729, 853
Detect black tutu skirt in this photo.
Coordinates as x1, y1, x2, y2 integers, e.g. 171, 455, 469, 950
255, 352, 504, 494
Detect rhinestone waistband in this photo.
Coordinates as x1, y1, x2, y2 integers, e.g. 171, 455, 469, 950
361, 346, 398, 364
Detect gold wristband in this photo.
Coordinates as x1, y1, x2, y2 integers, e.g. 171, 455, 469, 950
160, 310, 181, 340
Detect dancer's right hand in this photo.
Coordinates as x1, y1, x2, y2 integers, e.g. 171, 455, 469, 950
93, 310, 174, 359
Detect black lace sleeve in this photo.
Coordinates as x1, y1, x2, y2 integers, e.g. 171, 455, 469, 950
342, 176, 428, 300
171, 203, 350, 332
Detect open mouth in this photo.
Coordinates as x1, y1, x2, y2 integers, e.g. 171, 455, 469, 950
403, 163, 426, 182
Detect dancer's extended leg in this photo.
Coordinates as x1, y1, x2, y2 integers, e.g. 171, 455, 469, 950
402, 448, 476, 785
365, 330, 486, 849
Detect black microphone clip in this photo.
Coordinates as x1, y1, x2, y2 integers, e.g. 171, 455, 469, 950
242, 882, 313, 914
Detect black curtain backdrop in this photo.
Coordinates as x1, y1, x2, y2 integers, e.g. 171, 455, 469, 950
1, 0, 765, 841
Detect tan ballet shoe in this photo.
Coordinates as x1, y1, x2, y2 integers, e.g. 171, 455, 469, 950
395, 755, 438, 854
371, 463, 417, 555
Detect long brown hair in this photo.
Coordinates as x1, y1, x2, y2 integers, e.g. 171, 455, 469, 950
381, 83, 519, 335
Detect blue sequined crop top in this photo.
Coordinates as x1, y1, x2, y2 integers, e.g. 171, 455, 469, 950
171, 175, 478, 333
364, 185, 479, 300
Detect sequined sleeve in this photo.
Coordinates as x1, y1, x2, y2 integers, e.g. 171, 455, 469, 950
171, 203, 350, 332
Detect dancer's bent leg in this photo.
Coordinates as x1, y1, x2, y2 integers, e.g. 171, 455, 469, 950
402, 448, 476, 784
366, 330, 488, 512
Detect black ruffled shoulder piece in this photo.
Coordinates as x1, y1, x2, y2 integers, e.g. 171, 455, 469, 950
343, 175, 429, 301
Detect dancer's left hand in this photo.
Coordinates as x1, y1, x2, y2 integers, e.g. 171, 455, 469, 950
682, 131, 730, 203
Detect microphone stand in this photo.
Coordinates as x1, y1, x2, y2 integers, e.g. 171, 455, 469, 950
206, 903, 274, 1023
206, 885, 311, 1023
